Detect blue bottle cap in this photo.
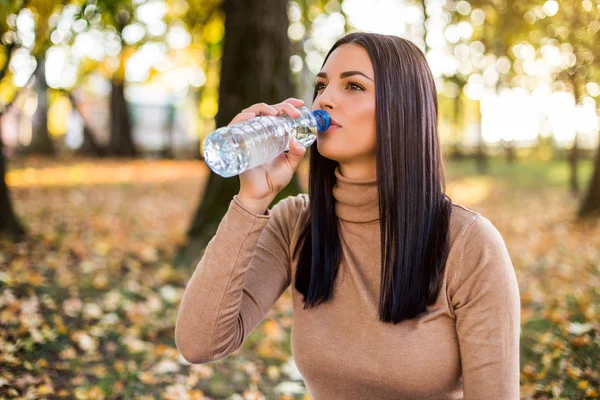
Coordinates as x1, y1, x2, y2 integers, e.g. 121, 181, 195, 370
312, 109, 331, 133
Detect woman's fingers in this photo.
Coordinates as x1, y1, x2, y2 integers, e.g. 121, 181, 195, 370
227, 112, 256, 126
230, 98, 305, 126
241, 103, 278, 116
272, 101, 302, 118
281, 98, 304, 107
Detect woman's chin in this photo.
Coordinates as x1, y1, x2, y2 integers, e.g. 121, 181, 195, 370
316, 142, 342, 161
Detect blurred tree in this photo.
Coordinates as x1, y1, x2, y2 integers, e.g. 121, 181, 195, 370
66, 90, 105, 157
74, 0, 138, 157
0, 0, 29, 240
175, 0, 299, 265
26, 55, 55, 155
444, 75, 468, 160
455, 0, 528, 170
579, 140, 600, 217
529, 0, 600, 195
178, 0, 223, 160
15, 0, 61, 156
0, 134, 23, 240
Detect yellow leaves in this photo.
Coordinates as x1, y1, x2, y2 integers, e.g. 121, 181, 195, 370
565, 365, 583, 380
139, 371, 156, 384
202, 12, 224, 44
139, 245, 159, 263
36, 382, 55, 395
53, 315, 67, 334
188, 389, 205, 400
90, 364, 107, 378
188, 363, 214, 379
263, 320, 285, 342
93, 241, 112, 257
157, 263, 177, 283
445, 176, 494, 207
92, 273, 109, 289
26, 271, 45, 287
5, 159, 596, 398
256, 320, 288, 361
267, 365, 281, 380
522, 363, 537, 379
6, 159, 206, 188
114, 360, 126, 374
48, 93, 72, 138
199, 87, 218, 118
569, 334, 592, 347
125, 302, 151, 324
74, 386, 105, 400
0, 308, 18, 324
154, 344, 179, 359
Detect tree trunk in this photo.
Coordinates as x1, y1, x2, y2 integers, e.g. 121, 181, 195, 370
107, 78, 137, 157
0, 115, 26, 241
67, 92, 105, 157
22, 56, 55, 156
569, 132, 579, 194
504, 139, 516, 163
474, 100, 488, 173
450, 90, 465, 160
160, 99, 176, 159
174, 0, 301, 267
578, 134, 600, 218
569, 73, 581, 195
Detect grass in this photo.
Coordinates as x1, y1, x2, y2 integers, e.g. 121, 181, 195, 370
0, 155, 599, 399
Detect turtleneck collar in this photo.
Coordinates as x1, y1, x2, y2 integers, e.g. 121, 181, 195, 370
331, 165, 380, 223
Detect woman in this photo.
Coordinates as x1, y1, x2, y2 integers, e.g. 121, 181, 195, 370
175, 32, 521, 399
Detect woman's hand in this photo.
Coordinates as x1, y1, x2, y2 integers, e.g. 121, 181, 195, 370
232, 98, 307, 208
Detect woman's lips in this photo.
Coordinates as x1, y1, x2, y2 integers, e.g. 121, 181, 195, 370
323, 125, 341, 133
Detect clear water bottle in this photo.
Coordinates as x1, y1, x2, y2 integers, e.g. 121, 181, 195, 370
203, 106, 331, 178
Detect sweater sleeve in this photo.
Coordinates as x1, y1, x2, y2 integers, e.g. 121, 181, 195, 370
450, 215, 521, 400
175, 194, 299, 364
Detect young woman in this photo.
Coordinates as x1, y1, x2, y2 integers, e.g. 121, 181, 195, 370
176, 32, 521, 399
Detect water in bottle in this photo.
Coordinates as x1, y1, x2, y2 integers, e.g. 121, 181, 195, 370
203, 106, 331, 177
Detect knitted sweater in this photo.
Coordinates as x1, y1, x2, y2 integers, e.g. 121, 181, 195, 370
175, 166, 521, 399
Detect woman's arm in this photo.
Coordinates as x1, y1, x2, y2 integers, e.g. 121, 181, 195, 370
450, 215, 521, 400
175, 194, 303, 364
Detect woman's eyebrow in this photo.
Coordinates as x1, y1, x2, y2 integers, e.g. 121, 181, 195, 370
316, 70, 373, 81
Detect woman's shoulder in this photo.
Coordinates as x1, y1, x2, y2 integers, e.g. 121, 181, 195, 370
446, 201, 514, 295
448, 202, 482, 244
448, 202, 503, 244
446, 202, 511, 276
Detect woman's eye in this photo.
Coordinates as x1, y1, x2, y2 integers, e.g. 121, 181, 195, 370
347, 82, 363, 91
312, 82, 363, 91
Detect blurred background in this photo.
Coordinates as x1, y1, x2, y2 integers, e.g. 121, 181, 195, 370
0, 0, 599, 398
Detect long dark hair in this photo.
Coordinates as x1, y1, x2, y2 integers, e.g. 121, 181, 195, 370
292, 32, 453, 324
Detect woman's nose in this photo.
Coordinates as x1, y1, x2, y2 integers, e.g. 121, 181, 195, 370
318, 89, 335, 110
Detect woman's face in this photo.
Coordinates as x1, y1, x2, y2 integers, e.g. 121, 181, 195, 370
312, 43, 377, 177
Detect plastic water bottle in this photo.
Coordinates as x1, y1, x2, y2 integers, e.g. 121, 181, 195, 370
203, 106, 331, 178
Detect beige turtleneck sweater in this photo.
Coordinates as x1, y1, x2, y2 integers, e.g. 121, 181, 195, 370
175, 166, 521, 399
